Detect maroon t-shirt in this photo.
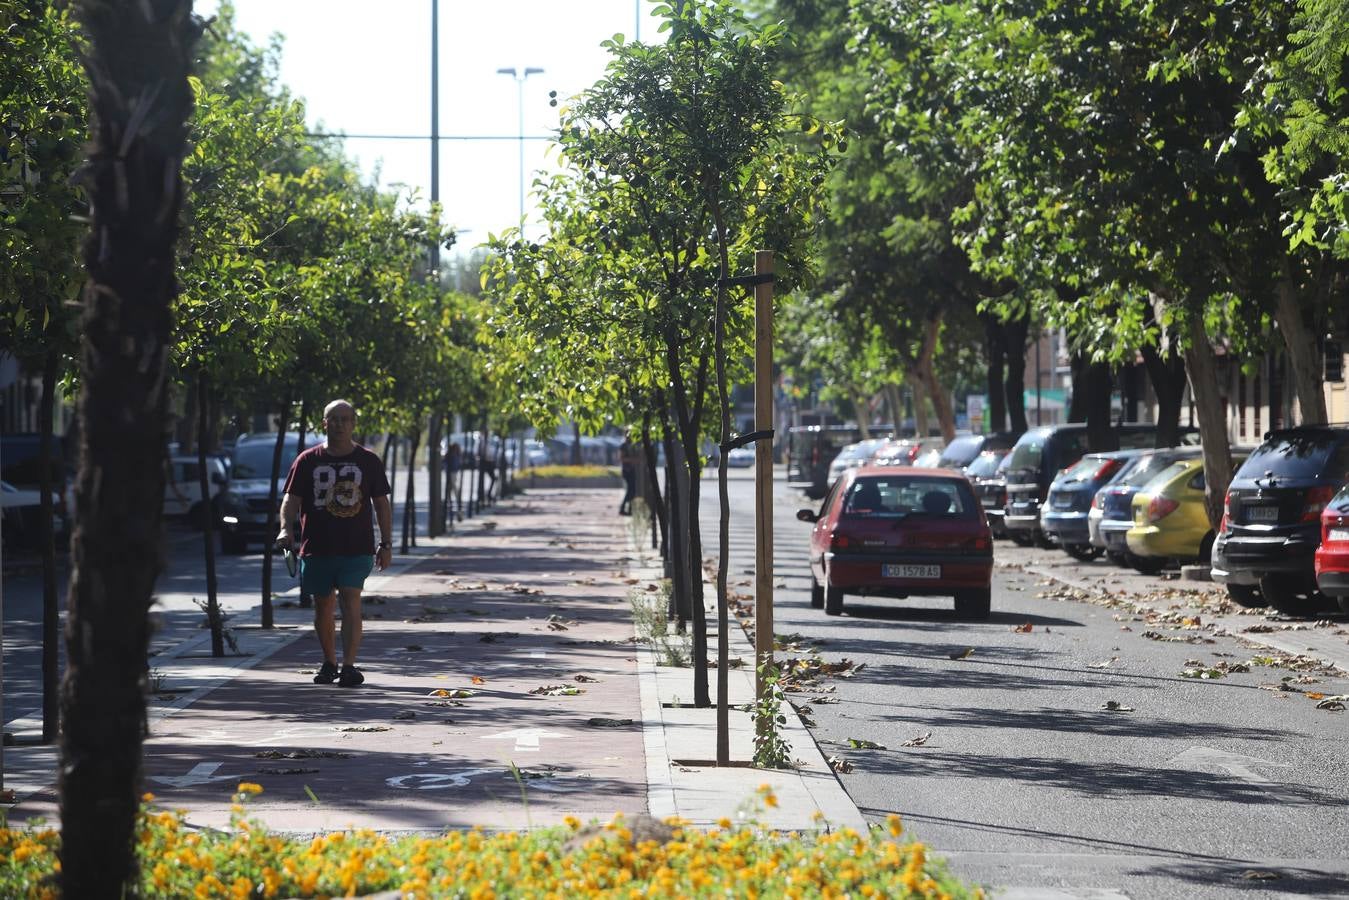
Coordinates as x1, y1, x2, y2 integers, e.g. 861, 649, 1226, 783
283, 443, 391, 557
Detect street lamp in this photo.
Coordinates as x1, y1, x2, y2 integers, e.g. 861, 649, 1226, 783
496, 66, 545, 227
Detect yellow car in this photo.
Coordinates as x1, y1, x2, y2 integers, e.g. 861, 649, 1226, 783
1126, 456, 1242, 572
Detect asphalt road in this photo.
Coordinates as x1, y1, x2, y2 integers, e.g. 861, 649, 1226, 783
700, 465, 1349, 900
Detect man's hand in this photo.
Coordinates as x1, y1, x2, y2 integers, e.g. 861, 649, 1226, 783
276, 529, 294, 551
375, 543, 393, 571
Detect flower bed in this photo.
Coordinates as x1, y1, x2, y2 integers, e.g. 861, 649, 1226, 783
521, 464, 623, 488
0, 786, 981, 898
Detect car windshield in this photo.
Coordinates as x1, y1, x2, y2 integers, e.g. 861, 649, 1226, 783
1145, 461, 1193, 491
841, 476, 970, 518
1060, 456, 1110, 483
965, 450, 1006, 478
1237, 431, 1349, 481
231, 441, 305, 480
937, 436, 981, 468
1006, 436, 1044, 472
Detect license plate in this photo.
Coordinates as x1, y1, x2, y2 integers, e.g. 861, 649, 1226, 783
1052, 494, 1073, 509
884, 564, 940, 579
981, 496, 999, 507
1246, 505, 1280, 522
1330, 528, 1349, 542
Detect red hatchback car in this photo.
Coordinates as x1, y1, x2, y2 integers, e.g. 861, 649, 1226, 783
798, 465, 994, 619
1313, 484, 1349, 614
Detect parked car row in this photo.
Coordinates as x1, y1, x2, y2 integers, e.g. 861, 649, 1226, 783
800, 421, 1349, 621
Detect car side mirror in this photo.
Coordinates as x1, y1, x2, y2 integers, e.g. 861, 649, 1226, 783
796, 508, 817, 523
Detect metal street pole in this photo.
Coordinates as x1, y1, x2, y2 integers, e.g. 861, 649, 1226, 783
430, 0, 440, 277
754, 251, 775, 727
496, 66, 544, 227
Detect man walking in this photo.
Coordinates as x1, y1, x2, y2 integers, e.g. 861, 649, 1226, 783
278, 399, 393, 687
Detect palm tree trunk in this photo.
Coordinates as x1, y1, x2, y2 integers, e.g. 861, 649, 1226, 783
61, 2, 198, 893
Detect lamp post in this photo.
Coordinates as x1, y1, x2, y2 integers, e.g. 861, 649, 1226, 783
496, 66, 545, 227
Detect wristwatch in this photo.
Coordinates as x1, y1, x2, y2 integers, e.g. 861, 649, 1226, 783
378, 541, 392, 551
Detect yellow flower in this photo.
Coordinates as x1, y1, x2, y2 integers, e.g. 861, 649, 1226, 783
141, 792, 156, 803
886, 813, 903, 837
236, 782, 263, 795
763, 791, 779, 809
717, 817, 732, 829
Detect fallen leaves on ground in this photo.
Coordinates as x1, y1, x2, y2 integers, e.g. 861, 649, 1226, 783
254, 750, 351, 760
574, 674, 600, 683
586, 717, 633, 727
901, 732, 932, 748
338, 725, 392, 733
827, 756, 854, 774
531, 684, 584, 696
392, 711, 416, 720
1087, 659, 1117, 669
257, 767, 319, 776
1314, 695, 1347, 710
846, 738, 886, 750
948, 647, 975, 660
1012, 623, 1034, 633
1100, 700, 1134, 712
507, 583, 544, 595
428, 688, 476, 699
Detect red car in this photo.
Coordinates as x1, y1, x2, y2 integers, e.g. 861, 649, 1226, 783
798, 465, 994, 619
1313, 484, 1349, 614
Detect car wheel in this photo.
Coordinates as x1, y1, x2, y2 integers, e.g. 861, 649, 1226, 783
1064, 543, 1102, 562
810, 575, 824, 609
824, 580, 844, 616
1226, 583, 1265, 608
1129, 554, 1166, 576
1259, 574, 1321, 616
1035, 530, 1056, 549
954, 588, 992, 620
1009, 530, 1034, 547
1338, 595, 1349, 616
1106, 551, 1129, 566
220, 532, 247, 555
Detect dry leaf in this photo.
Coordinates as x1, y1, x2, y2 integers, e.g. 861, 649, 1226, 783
901, 731, 932, 747
393, 711, 416, 720
339, 725, 392, 733
548, 621, 569, 631
1087, 659, 1115, 669
827, 756, 854, 774
587, 717, 633, 727
471, 676, 487, 685
574, 674, 600, 683
1100, 700, 1135, 712
949, 647, 975, 660
846, 738, 886, 750
1013, 623, 1033, 633
530, 684, 584, 696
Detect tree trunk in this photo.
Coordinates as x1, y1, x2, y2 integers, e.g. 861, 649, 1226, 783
1004, 312, 1030, 434
1274, 275, 1327, 425
571, 421, 582, 465
984, 314, 1008, 432
385, 433, 397, 509
664, 427, 690, 625
1083, 360, 1118, 451
39, 346, 59, 742
917, 314, 956, 442
641, 408, 666, 555
1141, 341, 1186, 448
427, 412, 442, 537
402, 424, 421, 554
884, 383, 904, 433
60, 1, 198, 892
908, 377, 929, 437
855, 396, 871, 439
1182, 313, 1233, 528
710, 200, 732, 765
196, 371, 224, 657
261, 405, 290, 629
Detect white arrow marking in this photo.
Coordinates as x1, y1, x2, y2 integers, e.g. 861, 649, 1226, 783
529, 649, 547, 659
483, 728, 564, 752
1165, 747, 1292, 784
148, 762, 247, 789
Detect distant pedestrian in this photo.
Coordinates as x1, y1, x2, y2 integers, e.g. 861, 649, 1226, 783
444, 441, 462, 521
278, 399, 393, 688
618, 436, 639, 516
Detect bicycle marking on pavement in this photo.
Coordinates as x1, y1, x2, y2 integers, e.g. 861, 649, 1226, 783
153, 724, 337, 746
386, 768, 500, 790
1165, 746, 1292, 784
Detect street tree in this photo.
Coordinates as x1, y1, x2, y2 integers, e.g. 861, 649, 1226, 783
60, 1, 200, 895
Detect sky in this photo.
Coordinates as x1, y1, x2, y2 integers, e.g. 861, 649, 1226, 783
197, 0, 653, 250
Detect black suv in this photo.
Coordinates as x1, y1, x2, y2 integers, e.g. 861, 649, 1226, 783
1212, 426, 1349, 613
1003, 424, 1194, 546
937, 432, 1018, 470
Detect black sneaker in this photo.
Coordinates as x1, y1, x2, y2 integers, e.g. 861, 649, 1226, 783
313, 661, 339, 684
338, 665, 365, 687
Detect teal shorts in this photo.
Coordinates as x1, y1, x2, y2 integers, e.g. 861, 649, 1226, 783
300, 554, 374, 596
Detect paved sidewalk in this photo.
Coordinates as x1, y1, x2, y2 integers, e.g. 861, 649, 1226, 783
2, 487, 863, 835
